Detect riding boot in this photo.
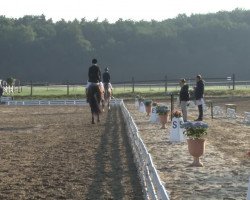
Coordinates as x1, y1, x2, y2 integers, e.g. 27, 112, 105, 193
198, 104, 203, 121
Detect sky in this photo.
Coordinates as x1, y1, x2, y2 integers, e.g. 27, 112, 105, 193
1, 0, 250, 23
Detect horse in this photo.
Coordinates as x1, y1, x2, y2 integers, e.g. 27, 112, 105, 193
102, 83, 112, 111
87, 83, 104, 124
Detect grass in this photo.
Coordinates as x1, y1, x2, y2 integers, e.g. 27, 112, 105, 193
5, 85, 250, 100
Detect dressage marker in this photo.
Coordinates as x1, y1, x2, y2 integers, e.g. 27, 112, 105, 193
243, 112, 250, 124
150, 106, 159, 123
226, 108, 237, 119
139, 102, 146, 113
169, 117, 186, 143
213, 106, 224, 117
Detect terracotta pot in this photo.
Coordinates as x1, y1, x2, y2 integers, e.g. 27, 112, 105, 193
159, 114, 169, 129
187, 139, 205, 167
145, 105, 152, 116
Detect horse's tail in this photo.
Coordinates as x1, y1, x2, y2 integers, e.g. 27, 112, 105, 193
89, 93, 101, 115
88, 86, 102, 115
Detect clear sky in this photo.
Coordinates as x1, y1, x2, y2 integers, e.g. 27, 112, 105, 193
1, 0, 250, 23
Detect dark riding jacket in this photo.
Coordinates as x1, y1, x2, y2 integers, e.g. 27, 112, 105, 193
180, 84, 189, 101
195, 80, 204, 100
88, 64, 101, 83
102, 72, 110, 83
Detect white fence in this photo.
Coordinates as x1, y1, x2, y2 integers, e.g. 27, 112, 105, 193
119, 100, 170, 200
5, 99, 88, 106
4, 98, 170, 199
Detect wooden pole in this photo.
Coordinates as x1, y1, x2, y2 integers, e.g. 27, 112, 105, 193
232, 73, 235, 90
170, 93, 174, 121
67, 82, 69, 96
165, 75, 168, 93
30, 81, 33, 96
132, 77, 135, 93
210, 102, 214, 119
18, 80, 21, 93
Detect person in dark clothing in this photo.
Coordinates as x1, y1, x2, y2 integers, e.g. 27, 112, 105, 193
102, 67, 110, 84
88, 58, 101, 83
179, 79, 189, 122
0, 85, 3, 97
102, 67, 113, 90
194, 75, 205, 121
86, 58, 102, 103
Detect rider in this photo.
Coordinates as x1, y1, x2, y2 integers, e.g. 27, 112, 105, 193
102, 67, 113, 91
86, 58, 102, 102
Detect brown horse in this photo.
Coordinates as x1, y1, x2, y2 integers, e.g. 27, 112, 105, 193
103, 83, 112, 111
87, 84, 104, 124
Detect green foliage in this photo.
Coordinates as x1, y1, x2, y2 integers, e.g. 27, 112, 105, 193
6, 77, 15, 86
0, 10, 250, 82
184, 127, 207, 139
143, 99, 152, 106
156, 105, 170, 115
181, 121, 208, 139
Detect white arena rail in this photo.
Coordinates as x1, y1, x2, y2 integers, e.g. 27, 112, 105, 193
4, 98, 170, 199
119, 100, 170, 200
5, 99, 89, 106
4, 99, 121, 106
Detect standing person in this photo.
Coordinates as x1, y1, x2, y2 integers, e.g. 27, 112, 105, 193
194, 75, 205, 121
0, 85, 3, 97
179, 78, 189, 122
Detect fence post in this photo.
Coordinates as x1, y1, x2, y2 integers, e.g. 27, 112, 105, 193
165, 75, 168, 93
232, 73, 235, 90
170, 93, 174, 121
67, 82, 69, 96
210, 101, 214, 119
30, 81, 33, 96
247, 177, 250, 200
132, 77, 135, 93
18, 80, 21, 93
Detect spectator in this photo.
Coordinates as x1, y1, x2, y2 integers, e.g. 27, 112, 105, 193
179, 78, 189, 122
194, 75, 205, 121
0, 85, 3, 97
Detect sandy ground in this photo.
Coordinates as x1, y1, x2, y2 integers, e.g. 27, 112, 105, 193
0, 105, 143, 200
126, 97, 250, 200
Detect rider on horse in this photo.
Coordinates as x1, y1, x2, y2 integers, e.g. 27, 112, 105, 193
102, 67, 113, 91
86, 58, 103, 103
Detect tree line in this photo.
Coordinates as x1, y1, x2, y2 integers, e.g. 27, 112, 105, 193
0, 9, 250, 83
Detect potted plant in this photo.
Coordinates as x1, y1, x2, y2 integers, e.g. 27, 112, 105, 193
144, 99, 152, 116
181, 121, 208, 167
156, 105, 170, 129
172, 110, 182, 118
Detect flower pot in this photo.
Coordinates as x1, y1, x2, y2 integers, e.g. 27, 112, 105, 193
159, 114, 169, 129
187, 138, 205, 167
145, 105, 152, 116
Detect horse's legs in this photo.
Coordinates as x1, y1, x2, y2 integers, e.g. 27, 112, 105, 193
108, 99, 110, 111
102, 99, 105, 112
91, 113, 95, 124
97, 114, 100, 122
